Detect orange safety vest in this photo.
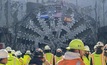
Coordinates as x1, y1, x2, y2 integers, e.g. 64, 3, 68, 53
91, 53, 106, 65
57, 58, 85, 65
54, 56, 63, 64
44, 53, 54, 65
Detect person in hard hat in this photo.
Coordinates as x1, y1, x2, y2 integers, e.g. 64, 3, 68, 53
30, 48, 50, 65
90, 41, 106, 65
44, 45, 54, 65
15, 51, 24, 65
6, 47, 12, 53
11, 50, 16, 56
93, 45, 97, 53
5, 47, 12, 59
104, 44, 107, 63
57, 39, 85, 65
6, 47, 20, 65
104, 44, 107, 57
23, 50, 31, 65
54, 48, 63, 65
82, 45, 91, 65
0, 49, 8, 65
11, 50, 21, 65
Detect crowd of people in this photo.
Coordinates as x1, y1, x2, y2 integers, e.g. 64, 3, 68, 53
0, 39, 107, 65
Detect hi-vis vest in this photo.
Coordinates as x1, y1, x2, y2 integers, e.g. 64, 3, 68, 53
6, 53, 20, 65
83, 56, 90, 65
57, 58, 85, 65
44, 53, 54, 65
23, 55, 31, 65
91, 53, 106, 65
54, 55, 63, 64
19, 57, 24, 65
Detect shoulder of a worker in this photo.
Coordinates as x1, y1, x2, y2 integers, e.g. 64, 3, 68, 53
76, 59, 85, 65
57, 58, 85, 65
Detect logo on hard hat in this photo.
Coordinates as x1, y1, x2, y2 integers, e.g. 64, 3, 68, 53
78, 45, 81, 47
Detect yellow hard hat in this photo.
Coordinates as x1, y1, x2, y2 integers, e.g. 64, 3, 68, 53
84, 45, 90, 51
66, 47, 71, 50
68, 39, 84, 50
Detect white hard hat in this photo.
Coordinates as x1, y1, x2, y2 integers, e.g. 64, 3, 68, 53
25, 50, 31, 55
44, 45, 51, 50
84, 45, 90, 51
96, 41, 104, 46
6, 47, 12, 52
105, 44, 107, 47
104, 44, 107, 50
56, 48, 62, 52
36, 48, 43, 52
15, 51, 22, 56
11, 50, 15, 54
94, 45, 97, 49
0, 49, 9, 58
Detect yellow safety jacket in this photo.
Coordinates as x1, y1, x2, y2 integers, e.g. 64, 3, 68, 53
6, 53, 20, 65
54, 55, 63, 64
19, 57, 24, 65
0, 64, 5, 65
44, 53, 54, 65
83, 56, 90, 65
23, 54, 31, 65
91, 53, 106, 65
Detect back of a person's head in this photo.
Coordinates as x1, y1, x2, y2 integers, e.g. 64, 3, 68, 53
67, 39, 84, 50
34, 48, 44, 58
